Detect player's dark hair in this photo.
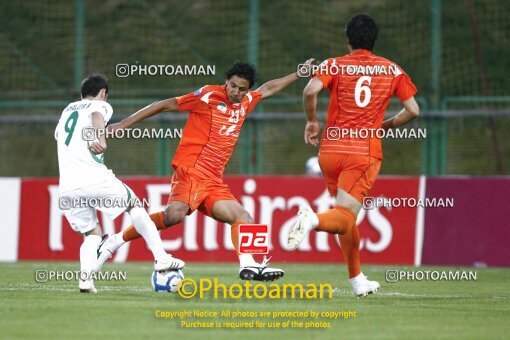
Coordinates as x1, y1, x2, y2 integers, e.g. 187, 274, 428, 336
81, 73, 109, 98
225, 61, 257, 88
345, 14, 379, 51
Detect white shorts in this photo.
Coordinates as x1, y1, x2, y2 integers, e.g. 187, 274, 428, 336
60, 177, 136, 234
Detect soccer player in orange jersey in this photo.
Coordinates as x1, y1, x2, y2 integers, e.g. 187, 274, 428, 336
287, 14, 420, 296
95, 59, 314, 281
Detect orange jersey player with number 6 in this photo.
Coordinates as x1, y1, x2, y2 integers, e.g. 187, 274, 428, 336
94, 59, 315, 282
287, 14, 420, 297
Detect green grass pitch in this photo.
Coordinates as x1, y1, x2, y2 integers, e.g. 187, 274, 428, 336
0, 262, 509, 339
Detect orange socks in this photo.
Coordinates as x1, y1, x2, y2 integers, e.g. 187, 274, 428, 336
339, 225, 361, 278
316, 206, 356, 235
231, 221, 243, 255
316, 206, 361, 278
122, 211, 166, 242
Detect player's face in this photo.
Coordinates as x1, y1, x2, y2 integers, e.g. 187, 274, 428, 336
225, 76, 250, 103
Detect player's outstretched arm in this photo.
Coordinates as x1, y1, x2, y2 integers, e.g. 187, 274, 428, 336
257, 58, 315, 99
108, 98, 179, 131
382, 97, 420, 130
89, 112, 107, 155
303, 77, 323, 146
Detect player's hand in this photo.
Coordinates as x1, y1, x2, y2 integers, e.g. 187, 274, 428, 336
297, 58, 316, 77
304, 120, 321, 147
88, 141, 107, 155
381, 119, 393, 131
106, 122, 124, 132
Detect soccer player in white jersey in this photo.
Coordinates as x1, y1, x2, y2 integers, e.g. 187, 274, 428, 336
55, 74, 185, 293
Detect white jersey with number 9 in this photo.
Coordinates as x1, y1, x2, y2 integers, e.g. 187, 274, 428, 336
55, 99, 113, 193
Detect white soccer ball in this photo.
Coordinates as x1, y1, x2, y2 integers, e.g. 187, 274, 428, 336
305, 156, 322, 176
151, 269, 184, 293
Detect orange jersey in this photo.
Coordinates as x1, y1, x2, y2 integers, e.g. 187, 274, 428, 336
315, 50, 417, 159
173, 85, 262, 179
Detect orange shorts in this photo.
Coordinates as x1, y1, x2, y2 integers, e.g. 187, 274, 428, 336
167, 166, 238, 216
318, 153, 381, 202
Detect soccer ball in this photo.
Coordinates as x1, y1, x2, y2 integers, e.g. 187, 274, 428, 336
305, 156, 322, 176
151, 269, 184, 293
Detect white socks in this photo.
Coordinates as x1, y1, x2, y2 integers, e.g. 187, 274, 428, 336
128, 206, 167, 259
349, 272, 366, 285
239, 254, 257, 268
112, 232, 126, 249
80, 234, 102, 281
310, 211, 319, 229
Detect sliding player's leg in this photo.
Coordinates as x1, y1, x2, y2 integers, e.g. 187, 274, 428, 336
208, 198, 284, 282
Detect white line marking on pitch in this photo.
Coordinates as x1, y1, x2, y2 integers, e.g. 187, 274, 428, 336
378, 292, 476, 298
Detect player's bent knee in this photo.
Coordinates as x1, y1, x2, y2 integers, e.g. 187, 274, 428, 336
237, 211, 253, 224
163, 211, 185, 227
164, 205, 188, 226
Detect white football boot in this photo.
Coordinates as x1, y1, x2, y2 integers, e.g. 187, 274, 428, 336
239, 256, 284, 282
349, 273, 380, 297
79, 279, 97, 293
287, 206, 319, 250
154, 254, 186, 272
94, 234, 122, 272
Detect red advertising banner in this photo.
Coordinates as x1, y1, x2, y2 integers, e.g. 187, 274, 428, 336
422, 178, 510, 267
17, 176, 420, 264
